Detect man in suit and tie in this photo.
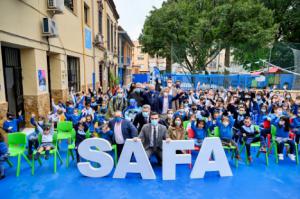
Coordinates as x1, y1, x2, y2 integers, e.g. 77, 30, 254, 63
108, 111, 138, 159
134, 112, 171, 165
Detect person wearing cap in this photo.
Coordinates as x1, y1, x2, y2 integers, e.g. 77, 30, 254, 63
34, 123, 55, 160
3, 111, 23, 133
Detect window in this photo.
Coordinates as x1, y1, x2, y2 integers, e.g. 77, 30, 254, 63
64, 0, 74, 11
98, 9, 102, 34
84, 3, 89, 25
111, 23, 113, 52
67, 56, 80, 92
107, 18, 110, 51
114, 24, 117, 52
99, 64, 103, 87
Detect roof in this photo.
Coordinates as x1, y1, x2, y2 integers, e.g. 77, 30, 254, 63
118, 26, 134, 47
107, 0, 119, 20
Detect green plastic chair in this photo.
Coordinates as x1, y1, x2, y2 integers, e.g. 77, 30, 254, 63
268, 125, 299, 164
66, 128, 77, 167
210, 127, 238, 168
239, 125, 269, 165
7, 132, 32, 177
32, 132, 63, 175
57, 121, 74, 141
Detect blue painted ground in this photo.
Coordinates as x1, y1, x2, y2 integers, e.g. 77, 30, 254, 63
1, 142, 300, 199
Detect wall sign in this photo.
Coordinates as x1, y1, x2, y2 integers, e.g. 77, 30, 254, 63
38, 69, 46, 92
85, 27, 92, 49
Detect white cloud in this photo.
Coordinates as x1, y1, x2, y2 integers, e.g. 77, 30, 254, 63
114, 0, 165, 41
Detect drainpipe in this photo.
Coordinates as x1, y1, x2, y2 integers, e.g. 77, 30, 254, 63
81, 0, 87, 92
91, 0, 96, 92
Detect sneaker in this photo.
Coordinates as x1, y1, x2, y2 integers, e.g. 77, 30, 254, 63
259, 147, 267, 153
278, 153, 284, 160
248, 156, 253, 163
34, 153, 40, 160
288, 154, 296, 161
235, 155, 242, 161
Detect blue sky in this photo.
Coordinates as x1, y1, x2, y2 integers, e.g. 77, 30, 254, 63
114, 0, 165, 41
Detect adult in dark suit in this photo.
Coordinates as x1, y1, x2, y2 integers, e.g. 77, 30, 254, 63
134, 112, 170, 165
108, 111, 138, 159
142, 85, 160, 113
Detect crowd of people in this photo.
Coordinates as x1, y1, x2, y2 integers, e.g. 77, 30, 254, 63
1, 78, 300, 180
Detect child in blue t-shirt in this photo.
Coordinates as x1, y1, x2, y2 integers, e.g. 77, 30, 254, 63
3, 111, 23, 133
216, 113, 241, 159
190, 116, 210, 146
96, 122, 113, 144
291, 109, 300, 144
0, 132, 8, 180
273, 116, 296, 161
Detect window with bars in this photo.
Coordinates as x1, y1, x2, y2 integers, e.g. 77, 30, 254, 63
67, 56, 80, 92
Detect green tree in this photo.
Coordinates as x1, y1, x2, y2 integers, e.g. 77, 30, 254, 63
139, 0, 277, 74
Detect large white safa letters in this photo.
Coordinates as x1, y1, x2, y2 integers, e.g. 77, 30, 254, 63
77, 137, 233, 180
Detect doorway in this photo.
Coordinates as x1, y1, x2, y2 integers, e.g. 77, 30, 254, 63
1, 46, 24, 116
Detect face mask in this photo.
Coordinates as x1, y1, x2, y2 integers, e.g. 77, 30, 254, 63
175, 121, 181, 126
167, 114, 173, 119
135, 88, 141, 93
163, 92, 168, 97
167, 83, 172, 88
117, 93, 123, 98
115, 117, 122, 123
257, 96, 261, 100
223, 121, 229, 127
277, 111, 283, 115
261, 109, 266, 113
279, 121, 284, 126
297, 113, 300, 117
286, 96, 291, 99
142, 112, 149, 118
239, 111, 245, 115
151, 119, 158, 126
176, 84, 180, 88
184, 103, 189, 108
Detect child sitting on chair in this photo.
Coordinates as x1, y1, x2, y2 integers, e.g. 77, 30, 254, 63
34, 123, 55, 160
240, 117, 265, 163
0, 132, 8, 180
75, 122, 89, 162
273, 116, 296, 161
291, 108, 300, 145
216, 113, 241, 160
190, 115, 209, 147
3, 111, 23, 133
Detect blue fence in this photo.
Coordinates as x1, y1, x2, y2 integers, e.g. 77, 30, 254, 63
133, 73, 295, 90
162, 73, 295, 90
132, 74, 150, 84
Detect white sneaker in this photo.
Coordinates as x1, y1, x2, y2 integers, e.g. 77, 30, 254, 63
288, 154, 296, 161
278, 154, 284, 160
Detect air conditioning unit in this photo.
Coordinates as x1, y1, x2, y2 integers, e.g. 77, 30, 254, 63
47, 0, 64, 14
42, 18, 58, 37
94, 34, 104, 46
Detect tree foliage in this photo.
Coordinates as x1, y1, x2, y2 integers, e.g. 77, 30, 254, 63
139, 0, 278, 73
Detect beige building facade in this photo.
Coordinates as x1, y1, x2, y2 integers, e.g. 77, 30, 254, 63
0, 0, 119, 122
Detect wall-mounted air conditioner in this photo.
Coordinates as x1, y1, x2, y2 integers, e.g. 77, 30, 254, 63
47, 0, 64, 14
42, 18, 58, 37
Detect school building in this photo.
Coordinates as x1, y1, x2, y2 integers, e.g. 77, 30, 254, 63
0, 0, 122, 122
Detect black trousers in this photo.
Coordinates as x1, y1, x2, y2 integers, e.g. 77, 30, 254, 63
116, 144, 124, 160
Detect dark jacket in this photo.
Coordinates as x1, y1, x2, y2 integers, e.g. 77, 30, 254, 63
108, 119, 138, 143
142, 91, 160, 113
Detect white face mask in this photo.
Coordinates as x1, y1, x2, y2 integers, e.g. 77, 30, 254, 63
164, 92, 168, 97
223, 121, 229, 127
167, 83, 172, 88
175, 121, 181, 126
167, 114, 173, 119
